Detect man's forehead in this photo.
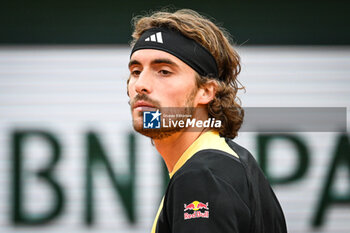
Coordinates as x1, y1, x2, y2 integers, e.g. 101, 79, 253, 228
129, 49, 184, 66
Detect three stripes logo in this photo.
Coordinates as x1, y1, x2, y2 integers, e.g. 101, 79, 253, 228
145, 32, 163, 43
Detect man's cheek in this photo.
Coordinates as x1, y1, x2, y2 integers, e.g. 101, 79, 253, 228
128, 88, 136, 100
127, 79, 136, 95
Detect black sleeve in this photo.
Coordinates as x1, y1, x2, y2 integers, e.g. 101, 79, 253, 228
164, 168, 252, 233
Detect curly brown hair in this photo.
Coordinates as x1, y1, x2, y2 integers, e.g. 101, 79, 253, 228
130, 9, 244, 138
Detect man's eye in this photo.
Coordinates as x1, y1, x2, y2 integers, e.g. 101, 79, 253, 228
131, 70, 141, 76
159, 70, 172, 75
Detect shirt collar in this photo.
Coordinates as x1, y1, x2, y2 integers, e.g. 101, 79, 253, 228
169, 130, 239, 178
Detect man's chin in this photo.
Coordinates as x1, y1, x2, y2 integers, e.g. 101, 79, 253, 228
131, 105, 195, 140
132, 123, 183, 140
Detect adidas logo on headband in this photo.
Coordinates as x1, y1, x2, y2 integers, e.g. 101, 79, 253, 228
145, 32, 163, 43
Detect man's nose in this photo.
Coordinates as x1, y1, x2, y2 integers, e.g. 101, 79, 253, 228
134, 69, 153, 95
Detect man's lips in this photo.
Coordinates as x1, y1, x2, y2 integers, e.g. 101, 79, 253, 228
133, 101, 157, 111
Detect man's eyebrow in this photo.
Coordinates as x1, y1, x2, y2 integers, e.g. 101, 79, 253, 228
128, 59, 141, 68
128, 58, 179, 68
151, 58, 179, 68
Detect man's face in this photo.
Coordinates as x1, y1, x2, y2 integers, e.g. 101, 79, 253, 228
128, 49, 199, 139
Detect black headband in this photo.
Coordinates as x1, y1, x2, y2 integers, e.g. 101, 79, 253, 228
130, 27, 219, 79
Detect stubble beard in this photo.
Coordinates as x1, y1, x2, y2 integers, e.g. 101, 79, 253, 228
131, 89, 197, 140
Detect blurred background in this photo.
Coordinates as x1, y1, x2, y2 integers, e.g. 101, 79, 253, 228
0, 1, 349, 233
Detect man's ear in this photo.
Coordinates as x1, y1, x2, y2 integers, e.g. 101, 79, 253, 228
197, 80, 218, 105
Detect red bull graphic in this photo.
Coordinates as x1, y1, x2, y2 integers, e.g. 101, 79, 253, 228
184, 201, 209, 220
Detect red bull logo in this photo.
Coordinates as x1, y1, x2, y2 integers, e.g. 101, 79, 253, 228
184, 200, 209, 220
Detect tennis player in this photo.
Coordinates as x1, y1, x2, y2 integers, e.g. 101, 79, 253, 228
127, 9, 287, 233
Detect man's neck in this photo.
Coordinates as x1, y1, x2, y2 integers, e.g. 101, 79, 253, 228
153, 128, 207, 173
